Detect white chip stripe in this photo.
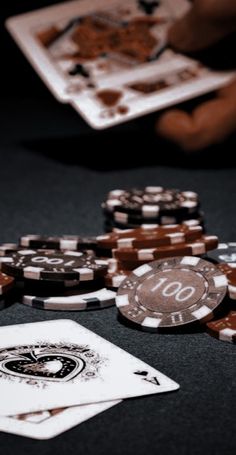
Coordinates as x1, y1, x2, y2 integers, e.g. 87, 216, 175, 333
74, 268, 94, 280
191, 242, 206, 255
192, 305, 212, 320
145, 186, 163, 193
116, 294, 129, 307
181, 256, 200, 266
20, 236, 38, 246
114, 212, 129, 223
133, 264, 152, 277
23, 266, 44, 280
117, 238, 135, 248
142, 205, 160, 217
181, 201, 198, 208
213, 275, 228, 288
142, 317, 162, 328
219, 328, 236, 342
60, 239, 78, 250
168, 233, 185, 244
228, 284, 236, 299
137, 249, 155, 260
108, 274, 126, 288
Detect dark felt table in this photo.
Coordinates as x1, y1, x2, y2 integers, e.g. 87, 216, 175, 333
1, 1, 236, 453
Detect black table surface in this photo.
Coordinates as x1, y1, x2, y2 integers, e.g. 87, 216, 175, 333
1, 2, 236, 453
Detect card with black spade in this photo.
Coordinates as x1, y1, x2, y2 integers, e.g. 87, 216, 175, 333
0, 320, 179, 416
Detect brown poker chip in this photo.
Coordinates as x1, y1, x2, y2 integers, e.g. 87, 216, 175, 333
217, 263, 236, 300
97, 224, 203, 249
113, 236, 218, 261
206, 309, 236, 343
116, 256, 227, 330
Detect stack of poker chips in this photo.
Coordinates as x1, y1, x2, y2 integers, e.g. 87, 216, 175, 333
102, 187, 204, 230
96, 224, 218, 288
0, 240, 115, 311
0, 233, 235, 344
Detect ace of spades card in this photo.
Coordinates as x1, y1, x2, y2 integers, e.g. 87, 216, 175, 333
0, 319, 179, 417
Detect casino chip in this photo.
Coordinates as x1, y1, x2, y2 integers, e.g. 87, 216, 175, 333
104, 187, 199, 216
97, 224, 203, 249
0, 272, 15, 295
217, 263, 236, 300
207, 242, 236, 264
206, 309, 236, 343
22, 288, 116, 311
0, 243, 18, 257
113, 235, 218, 261
104, 215, 205, 231
105, 209, 203, 226
0, 250, 108, 282
20, 235, 98, 251
116, 256, 227, 330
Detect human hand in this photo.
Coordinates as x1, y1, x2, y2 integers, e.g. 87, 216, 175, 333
155, 0, 236, 151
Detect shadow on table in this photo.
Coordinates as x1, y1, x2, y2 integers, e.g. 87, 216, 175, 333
21, 124, 236, 171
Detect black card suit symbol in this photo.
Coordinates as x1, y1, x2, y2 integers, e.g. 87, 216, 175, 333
138, 0, 160, 15
134, 370, 148, 376
1, 352, 85, 382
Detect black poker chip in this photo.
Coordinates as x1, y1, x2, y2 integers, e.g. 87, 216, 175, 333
20, 235, 98, 251
103, 187, 200, 216
206, 243, 236, 265
116, 256, 227, 330
104, 207, 203, 226
0, 249, 108, 282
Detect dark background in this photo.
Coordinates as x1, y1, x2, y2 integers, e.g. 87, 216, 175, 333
1, 1, 236, 454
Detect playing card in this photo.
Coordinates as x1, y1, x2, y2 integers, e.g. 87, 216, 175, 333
6, 0, 235, 129
6, 0, 185, 103
0, 401, 121, 440
0, 319, 179, 416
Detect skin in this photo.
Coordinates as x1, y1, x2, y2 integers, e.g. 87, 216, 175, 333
155, 0, 236, 151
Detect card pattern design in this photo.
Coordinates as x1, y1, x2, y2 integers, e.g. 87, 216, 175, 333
0, 344, 105, 387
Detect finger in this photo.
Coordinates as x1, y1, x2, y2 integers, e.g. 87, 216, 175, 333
156, 80, 236, 151
168, 0, 236, 53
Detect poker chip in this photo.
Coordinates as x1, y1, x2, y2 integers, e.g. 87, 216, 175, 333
113, 236, 218, 261
105, 208, 203, 226
217, 263, 236, 300
116, 256, 227, 330
207, 242, 236, 264
0, 272, 15, 295
104, 215, 205, 231
104, 187, 199, 216
97, 224, 203, 250
0, 249, 108, 282
20, 235, 98, 251
22, 288, 116, 311
206, 309, 236, 343
0, 243, 18, 257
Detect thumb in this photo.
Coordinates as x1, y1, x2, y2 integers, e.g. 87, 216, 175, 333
155, 79, 236, 151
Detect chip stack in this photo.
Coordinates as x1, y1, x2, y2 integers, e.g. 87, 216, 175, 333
96, 224, 218, 289
102, 187, 204, 230
0, 247, 116, 311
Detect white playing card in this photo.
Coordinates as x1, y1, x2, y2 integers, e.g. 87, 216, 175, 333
6, 0, 235, 129
0, 401, 121, 440
0, 319, 179, 416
